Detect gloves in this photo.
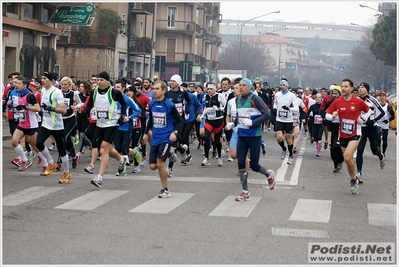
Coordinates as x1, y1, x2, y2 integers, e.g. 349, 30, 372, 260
15, 105, 26, 111
383, 120, 389, 124
366, 119, 375, 127
185, 108, 190, 115
282, 105, 290, 111
117, 116, 125, 126
272, 109, 277, 116
242, 118, 252, 126
212, 105, 219, 111
41, 103, 55, 111
225, 122, 235, 130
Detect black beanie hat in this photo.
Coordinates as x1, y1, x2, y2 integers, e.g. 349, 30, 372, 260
97, 71, 110, 81
42, 71, 54, 80
359, 82, 370, 92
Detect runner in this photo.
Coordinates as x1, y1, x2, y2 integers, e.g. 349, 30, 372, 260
376, 91, 395, 159
233, 78, 275, 201
142, 81, 185, 198
325, 78, 371, 194
308, 93, 324, 157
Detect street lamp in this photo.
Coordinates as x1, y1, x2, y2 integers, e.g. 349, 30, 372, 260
350, 22, 371, 31
238, 10, 280, 69
345, 35, 361, 42
359, 4, 384, 18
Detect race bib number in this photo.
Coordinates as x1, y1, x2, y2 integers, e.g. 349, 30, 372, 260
314, 114, 323, 124
341, 118, 355, 135
96, 108, 109, 120
278, 109, 288, 118
12, 96, 19, 113
64, 98, 70, 109
153, 111, 166, 128
175, 103, 183, 116
206, 108, 216, 119
238, 114, 250, 129
90, 108, 97, 120
18, 111, 26, 121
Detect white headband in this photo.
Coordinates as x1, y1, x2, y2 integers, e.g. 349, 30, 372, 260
208, 84, 217, 90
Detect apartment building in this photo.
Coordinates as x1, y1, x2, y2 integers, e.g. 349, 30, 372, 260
2, 2, 221, 84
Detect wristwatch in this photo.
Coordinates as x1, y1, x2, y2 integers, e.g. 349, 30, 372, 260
174, 130, 179, 135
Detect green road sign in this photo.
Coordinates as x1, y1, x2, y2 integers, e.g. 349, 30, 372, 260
51, 3, 95, 24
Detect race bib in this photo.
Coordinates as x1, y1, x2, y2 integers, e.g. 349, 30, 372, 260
206, 108, 216, 119
90, 108, 97, 121
96, 108, 109, 120
175, 103, 183, 116
314, 114, 323, 124
153, 111, 166, 128
18, 111, 26, 122
64, 98, 70, 109
278, 109, 288, 118
341, 118, 355, 135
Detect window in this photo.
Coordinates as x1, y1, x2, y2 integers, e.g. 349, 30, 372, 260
167, 7, 177, 28
42, 36, 50, 48
166, 38, 176, 62
24, 4, 38, 19
42, 8, 51, 23
6, 3, 17, 14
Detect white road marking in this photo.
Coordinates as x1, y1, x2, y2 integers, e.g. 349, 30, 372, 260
54, 190, 128, 210
289, 198, 332, 223
367, 203, 396, 226
129, 192, 195, 214
209, 195, 261, 217
3, 186, 63, 206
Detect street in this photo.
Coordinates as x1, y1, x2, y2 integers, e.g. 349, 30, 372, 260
2, 125, 397, 265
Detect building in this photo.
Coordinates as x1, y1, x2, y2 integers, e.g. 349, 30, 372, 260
2, 2, 222, 85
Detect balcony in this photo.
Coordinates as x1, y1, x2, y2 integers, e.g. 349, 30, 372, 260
130, 3, 155, 15
156, 20, 201, 35
130, 37, 153, 54
57, 29, 116, 48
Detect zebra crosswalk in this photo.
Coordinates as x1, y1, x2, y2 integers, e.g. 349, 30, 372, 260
3, 186, 397, 228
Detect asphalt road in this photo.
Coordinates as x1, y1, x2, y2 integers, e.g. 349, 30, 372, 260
2, 123, 397, 265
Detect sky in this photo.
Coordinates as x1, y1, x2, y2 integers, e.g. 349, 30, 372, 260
220, 1, 382, 27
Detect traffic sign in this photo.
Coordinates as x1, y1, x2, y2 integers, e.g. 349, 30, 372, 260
290, 64, 297, 70
338, 66, 345, 72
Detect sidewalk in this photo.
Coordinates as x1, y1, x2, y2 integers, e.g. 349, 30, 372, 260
2, 119, 11, 141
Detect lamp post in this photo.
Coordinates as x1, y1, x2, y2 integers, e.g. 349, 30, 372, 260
359, 4, 384, 18
350, 22, 371, 31
238, 10, 280, 69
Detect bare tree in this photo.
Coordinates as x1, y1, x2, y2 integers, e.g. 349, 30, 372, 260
347, 32, 396, 93
219, 41, 276, 80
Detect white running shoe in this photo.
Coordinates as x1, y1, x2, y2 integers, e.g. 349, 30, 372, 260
201, 158, 211, 166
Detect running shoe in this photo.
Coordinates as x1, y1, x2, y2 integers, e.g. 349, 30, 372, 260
287, 156, 294, 165
169, 151, 177, 162
228, 156, 234, 162
262, 149, 267, 158
132, 147, 143, 163
140, 158, 147, 166
293, 147, 297, 154
226, 147, 230, 152
221, 149, 225, 157
324, 142, 328, 150
266, 169, 276, 190
235, 190, 251, 201
72, 155, 80, 169
180, 144, 188, 158
37, 156, 43, 165
379, 159, 385, 170
158, 188, 171, 198
59, 172, 73, 184
132, 165, 141, 173
117, 157, 127, 176
356, 172, 363, 184
280, 149, 287, 160
182, 155, 192, 165
316, 152, 320, 158
217, 157, 223, 167
40, 165, 47, 176
81, 145, 88, 154
222, 134, 226, 141
115, 171, 127, 176
48, 144, 55, 151
166, 167, 172, 177
212, 149, 217, 159
84, 164, 95, 174
28, 151, 36, 159
12, 157, 21, 167
201, 158, 211, 166
91, 176, 102, 188
44, 162, 59, 176
74, 136, 79, 146
350, 178, 359, 194
18, 159, 33, 172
